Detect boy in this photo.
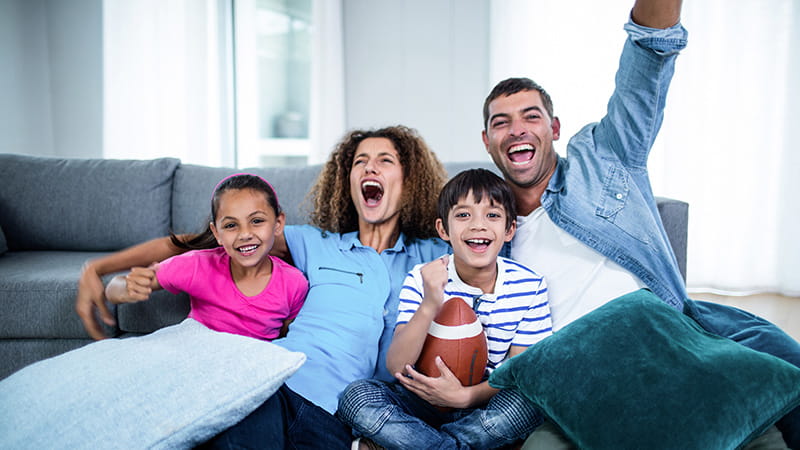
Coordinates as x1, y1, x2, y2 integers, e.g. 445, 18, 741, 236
338, 168, 553, 449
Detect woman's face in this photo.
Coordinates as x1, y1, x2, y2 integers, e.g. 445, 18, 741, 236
349, 137, 405, 227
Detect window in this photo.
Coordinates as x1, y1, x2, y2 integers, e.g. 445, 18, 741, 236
234, 0, 313, 167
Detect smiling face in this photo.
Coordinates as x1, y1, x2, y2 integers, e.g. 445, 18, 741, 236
436, 190, 515, 276
482, 89, 561, 195
210, 188, 284, 271
349, 137, 405, 229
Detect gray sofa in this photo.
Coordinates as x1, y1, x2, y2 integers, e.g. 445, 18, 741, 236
0, 153, 688, 381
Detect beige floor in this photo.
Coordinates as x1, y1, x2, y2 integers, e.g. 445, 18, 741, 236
690, 292, 800, 341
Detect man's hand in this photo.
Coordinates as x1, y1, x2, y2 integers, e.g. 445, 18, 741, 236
75, 263, 115, 340
105, 263, 159, 305
395, 356, 470, 409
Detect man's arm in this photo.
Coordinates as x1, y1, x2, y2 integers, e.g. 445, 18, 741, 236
631, 0, 682, 29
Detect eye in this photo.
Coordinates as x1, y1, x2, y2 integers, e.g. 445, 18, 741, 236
525, 113, 541, 121
223, 222, 236, 230
491, 118, 508, 128
252, 217, 266, 225
454, 212, 470, 219
487, 212, 504, 220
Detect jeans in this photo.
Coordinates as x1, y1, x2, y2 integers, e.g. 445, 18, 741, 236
684, 299, 800, 449
199, 385, 352, 450
337, 379, 542, 450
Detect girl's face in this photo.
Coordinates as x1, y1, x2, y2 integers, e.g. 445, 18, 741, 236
210, 188, 284, 270
349, 137, 405, 227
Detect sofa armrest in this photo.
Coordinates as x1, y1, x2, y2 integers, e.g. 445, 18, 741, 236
656, 196, 688, 281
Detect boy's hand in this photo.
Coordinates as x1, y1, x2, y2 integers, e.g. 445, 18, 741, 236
395, 356, 470, 409
420, 255, 449, 308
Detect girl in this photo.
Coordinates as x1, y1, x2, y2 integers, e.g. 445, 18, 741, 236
105, 174, 307, 341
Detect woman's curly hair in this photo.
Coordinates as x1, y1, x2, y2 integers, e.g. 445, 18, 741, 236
307, 125, 447, 242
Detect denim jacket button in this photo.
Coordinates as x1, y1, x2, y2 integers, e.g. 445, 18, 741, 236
615, 193, 623, 200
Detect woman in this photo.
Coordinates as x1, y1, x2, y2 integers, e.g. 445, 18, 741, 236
76, 125, 451, 448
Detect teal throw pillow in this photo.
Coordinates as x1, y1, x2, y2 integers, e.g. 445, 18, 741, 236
489, 289, 800, 449
0, 319, 306, 449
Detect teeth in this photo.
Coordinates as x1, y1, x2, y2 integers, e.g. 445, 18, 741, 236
362, 180, 382, 189
509, 144, 534, 153
238, 245, 258, 253
466, 239, 490, 245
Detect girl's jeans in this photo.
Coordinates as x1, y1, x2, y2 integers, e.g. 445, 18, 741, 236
337, 378, 542, 450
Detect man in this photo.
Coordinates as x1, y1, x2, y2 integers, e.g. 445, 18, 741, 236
481, 0, 800, 446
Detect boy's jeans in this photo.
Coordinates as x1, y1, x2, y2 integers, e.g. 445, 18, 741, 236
337, 378, 542, 450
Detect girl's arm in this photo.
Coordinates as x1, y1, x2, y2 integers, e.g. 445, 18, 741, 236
76, 236, 187, 339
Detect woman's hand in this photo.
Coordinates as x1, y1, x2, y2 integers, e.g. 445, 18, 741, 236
76, 262, 115, 340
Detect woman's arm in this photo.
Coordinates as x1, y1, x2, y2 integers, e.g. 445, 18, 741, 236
76, 236, 187, 339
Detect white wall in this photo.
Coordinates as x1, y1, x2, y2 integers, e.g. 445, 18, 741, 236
0, 0, 102, 158
342, 0, 491, 163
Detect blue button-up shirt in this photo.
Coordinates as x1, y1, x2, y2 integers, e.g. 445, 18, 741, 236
514, 20, 689, 311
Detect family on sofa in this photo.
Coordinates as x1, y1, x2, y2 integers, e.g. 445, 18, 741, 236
2, 0, 800, 448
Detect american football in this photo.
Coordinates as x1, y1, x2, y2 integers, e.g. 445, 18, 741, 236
415, 297, 488, 386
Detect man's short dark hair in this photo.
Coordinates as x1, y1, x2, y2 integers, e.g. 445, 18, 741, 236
482, 77, 554, 129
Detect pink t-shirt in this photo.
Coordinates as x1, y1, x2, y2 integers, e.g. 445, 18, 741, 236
156, 247, 308, 340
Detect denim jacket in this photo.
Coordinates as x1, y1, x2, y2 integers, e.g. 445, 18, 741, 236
510, 21, 689, 310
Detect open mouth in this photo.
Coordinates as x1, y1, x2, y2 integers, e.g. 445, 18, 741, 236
465, 238, 491, 252
361, 180, 384, 206
237, 244, 259, 256
508, 143, 535, 165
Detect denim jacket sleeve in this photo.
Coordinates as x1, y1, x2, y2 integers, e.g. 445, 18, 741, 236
595, 21, 687, 171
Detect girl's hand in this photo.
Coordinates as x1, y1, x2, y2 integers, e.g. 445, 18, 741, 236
395, 356, 470, 409
123, 263, 159, 302
106, 263, 160, 304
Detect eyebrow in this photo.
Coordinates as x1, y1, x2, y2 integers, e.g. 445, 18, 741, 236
220, 210, 269, 222
488, 105, 544, 124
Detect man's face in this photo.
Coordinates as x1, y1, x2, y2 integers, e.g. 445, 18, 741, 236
482, 90, 560, 190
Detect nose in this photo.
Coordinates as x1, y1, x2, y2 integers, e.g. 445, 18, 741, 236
363, 159, 378, 174
470, 216, 488, 231
509, 119, 526, 138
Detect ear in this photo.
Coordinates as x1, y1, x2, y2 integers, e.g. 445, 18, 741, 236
481, 129, 490, 151
274, 212, 286, 236
551, 116, 561, 141
210, 222, 222, 245
504, 219, 517, 243
435, 218, 450, 242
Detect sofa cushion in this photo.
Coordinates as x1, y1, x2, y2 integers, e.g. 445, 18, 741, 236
0, 154, 179, 251
0, 251, 118, 339
170, 163, 323, 233
0, 319, 306, 449
0, 224, 6, 255
489, 289, 800, 449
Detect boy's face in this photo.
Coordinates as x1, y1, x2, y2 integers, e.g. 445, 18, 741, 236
436, 191, 515, 273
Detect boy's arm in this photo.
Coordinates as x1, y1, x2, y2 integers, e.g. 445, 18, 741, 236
77, 236, 186, 339
386, 256, 449, 376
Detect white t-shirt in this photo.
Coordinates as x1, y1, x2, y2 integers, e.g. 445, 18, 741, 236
511, 208, 646, 331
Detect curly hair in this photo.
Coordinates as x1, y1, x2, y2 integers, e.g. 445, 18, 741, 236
307, 125, 447, 242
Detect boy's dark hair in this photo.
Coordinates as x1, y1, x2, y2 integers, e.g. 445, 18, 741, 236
438, 168, 516, 233
482, 77, 554, 130
170, 174, 281, 250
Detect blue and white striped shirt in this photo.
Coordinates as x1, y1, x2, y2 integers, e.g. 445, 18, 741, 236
397, 255, 553, 373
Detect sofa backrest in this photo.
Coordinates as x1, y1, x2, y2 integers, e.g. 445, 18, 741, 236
0, 154, 180, 251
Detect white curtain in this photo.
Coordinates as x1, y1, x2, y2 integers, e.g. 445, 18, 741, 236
490, 0, 800, 296
103, 0, 233, 167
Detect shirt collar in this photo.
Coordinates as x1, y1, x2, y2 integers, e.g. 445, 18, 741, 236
339, 230, 408, 253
